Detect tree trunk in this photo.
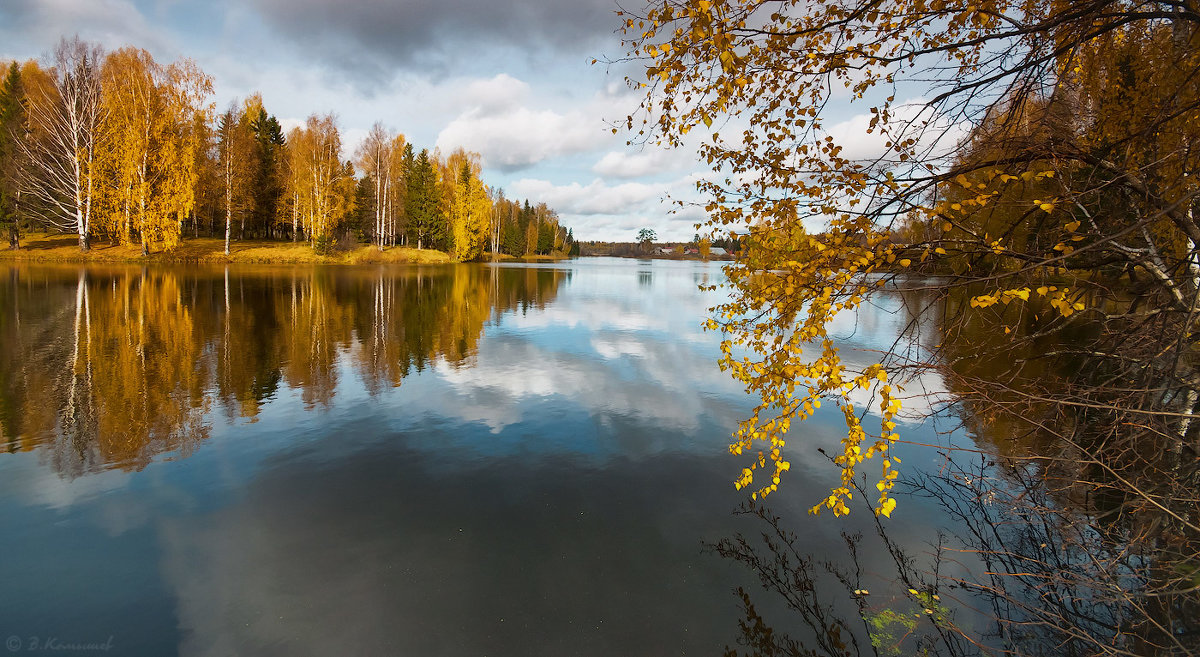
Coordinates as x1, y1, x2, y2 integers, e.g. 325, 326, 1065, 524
225, 156, 233, 256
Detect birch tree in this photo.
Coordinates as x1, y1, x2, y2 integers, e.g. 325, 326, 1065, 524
286, 113, 352, 251
623, 0, 1200, 511
94, 48, 211, 254
18, 37, 105, 251
355, 122, 395, 250
216, 101, 254, 255
447, 153, 491, 261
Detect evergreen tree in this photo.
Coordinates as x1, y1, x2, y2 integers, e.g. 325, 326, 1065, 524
248, 106, 285, 239
501, 215, 522, 256
406, 149, 443, 249
347, 175, 374, 241
566, 228, 580, 256
536, 221, 554, 254
0, 62, 26, 249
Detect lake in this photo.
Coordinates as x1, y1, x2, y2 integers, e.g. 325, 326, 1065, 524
0, 258, 969, 656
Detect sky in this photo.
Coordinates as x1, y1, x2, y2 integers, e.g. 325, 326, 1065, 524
0, 0, 945, 242
0, 0, 721, 242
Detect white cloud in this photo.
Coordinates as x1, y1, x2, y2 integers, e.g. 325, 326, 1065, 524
509, 178, 664, 216
435, 105, 609, 171
507, 175, 714, 241
458, 73, 530, 113
0, 453, 132, 510
591, 147, 692, 178
825, 97, 968, 164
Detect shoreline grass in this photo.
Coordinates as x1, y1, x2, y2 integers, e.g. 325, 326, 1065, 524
0, 233, 456, 265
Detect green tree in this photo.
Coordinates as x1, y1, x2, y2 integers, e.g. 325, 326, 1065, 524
406, 148, 442, 250
636, 228, 657, 253
536, 221, 554, 254
246, 99, 285, 239
346, 175, 374, 241
566, 228, 579, 256
0, 62, 26, 249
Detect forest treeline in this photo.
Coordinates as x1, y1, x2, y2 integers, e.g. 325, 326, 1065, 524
0, 37, 578, 259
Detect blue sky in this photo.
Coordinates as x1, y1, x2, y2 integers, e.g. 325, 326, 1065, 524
0, 0, 721, 242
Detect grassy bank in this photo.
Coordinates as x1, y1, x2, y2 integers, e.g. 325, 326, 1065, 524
0, 233, 454, 265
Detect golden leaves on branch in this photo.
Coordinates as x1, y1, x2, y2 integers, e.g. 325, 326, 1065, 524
285, 114, 354, 249
94, 47, 212, 253
621, 0, 1199, 518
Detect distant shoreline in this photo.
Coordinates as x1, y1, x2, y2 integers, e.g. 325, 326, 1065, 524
576, 253, 734, 262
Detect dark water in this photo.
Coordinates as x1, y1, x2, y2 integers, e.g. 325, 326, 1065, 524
0, 259, 963, 656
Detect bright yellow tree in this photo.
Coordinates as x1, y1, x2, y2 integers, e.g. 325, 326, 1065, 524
95, 48, 211, 253
445, 149, 491, 261
621, 1, 1200, 518
286, 113, 353, 251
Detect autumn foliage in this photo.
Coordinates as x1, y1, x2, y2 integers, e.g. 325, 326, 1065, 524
622, 1, 1200, 519
0, 37, 575, 260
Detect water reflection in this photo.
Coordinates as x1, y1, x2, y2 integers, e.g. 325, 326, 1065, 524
0, 264, 569, 475
0, 259, 974, 656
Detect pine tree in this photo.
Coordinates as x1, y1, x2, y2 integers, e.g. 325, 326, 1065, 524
246, 98, 285, 239
0, 62, 26, 249
406, 148, 442, 250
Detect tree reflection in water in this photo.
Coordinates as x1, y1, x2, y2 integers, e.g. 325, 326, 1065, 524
0, 264, 568, 476
716, 282, 1199, 657
717, 455, 1197, 656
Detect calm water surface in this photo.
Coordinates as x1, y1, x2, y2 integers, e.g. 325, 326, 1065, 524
0, 258, 962, 656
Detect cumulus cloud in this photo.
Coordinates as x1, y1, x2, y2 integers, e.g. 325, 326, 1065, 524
591, 147, 694, 178
435, 105, 610, 171
509, 178, 664, 215
458, 74, 531, 113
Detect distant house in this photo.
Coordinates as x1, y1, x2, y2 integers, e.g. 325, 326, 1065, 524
709, 247, 728, 256
685, 248, 699, 255
656, 246, 673, 255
